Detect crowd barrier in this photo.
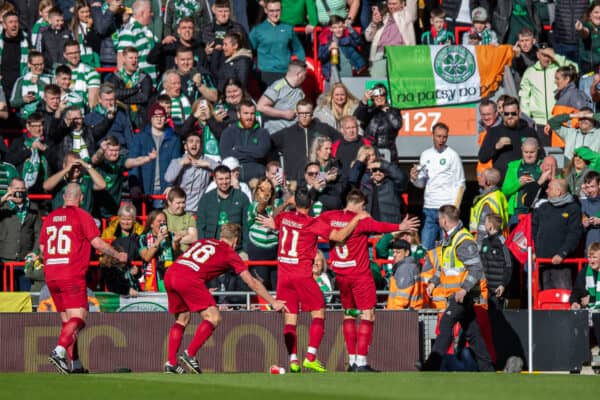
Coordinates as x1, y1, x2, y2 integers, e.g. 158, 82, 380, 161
0, 311, 420, 372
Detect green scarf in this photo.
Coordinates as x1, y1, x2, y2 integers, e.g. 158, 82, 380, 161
585, 265, 600, 309
23, 135, 46, 189
119, 68, 140, 88
7, 199, 29, 224
200, 124, 219, 156
173, 0, 200, 28
94, 103, 108, 116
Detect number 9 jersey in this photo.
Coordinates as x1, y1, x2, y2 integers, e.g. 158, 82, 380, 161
40, 206, 101, 281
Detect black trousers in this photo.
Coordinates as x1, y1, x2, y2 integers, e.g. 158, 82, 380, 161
425, 296, 495, 372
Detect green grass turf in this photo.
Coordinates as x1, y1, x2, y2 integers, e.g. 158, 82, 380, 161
1, 372, 600, 400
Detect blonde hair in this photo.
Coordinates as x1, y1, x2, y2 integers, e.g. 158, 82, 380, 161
314, 250, 327, 274
318, 82, 358, 121
220, 223, 242, 242
309, 136, 332, 163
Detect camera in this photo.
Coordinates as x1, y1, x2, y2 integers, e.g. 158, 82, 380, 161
372, 88, 384, 97
13, 191, 26, 199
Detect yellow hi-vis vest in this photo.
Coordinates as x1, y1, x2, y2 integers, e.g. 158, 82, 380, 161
469, 189, 509, 237
421, 247, 447, 309
387, 268, 423, 310
440, 228, 481, 297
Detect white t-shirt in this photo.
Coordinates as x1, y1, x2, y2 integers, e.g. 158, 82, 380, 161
413, 146, 465, 209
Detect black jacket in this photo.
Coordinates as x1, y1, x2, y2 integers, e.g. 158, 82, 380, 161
106, 71, 153, 129
201, 20, 249, 78
480, 233, 512, 292
41, 27, 73, 73
46, 122, 98, 174
35, 101, 62, 139
298, 159, 345, 212
478, 119, 541, 178
532, 196, 583, 259
354, 102, 402, 161
91, 4, 124, 65
271, 120, 341, 181
348, 160, 408, 223
216, 49, 253, 92
553, 0, 588, 46
569, 267, 599, 305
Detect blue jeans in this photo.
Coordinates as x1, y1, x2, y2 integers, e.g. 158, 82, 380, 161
421, 208, 441, 250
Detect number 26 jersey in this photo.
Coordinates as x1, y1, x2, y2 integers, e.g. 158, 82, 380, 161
40, 206, 100, 281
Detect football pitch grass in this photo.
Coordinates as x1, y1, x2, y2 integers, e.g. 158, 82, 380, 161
2, 372, 600, 400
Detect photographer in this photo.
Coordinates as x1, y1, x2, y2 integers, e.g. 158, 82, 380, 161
46, 106, 99, 175
43, 151, 106, 213
354, 84, 403, 162
84, 83, 134, 152
0, 178, 42, 291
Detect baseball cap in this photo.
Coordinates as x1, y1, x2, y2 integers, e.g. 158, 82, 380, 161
471, 7, 488, 23
148, 103, 166, 119
221, 157, 240, 170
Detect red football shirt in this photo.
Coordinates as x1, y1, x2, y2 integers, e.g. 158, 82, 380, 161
273, 211, 332, 279
320, 210, 398, 278
40, 206, 100, 281
169, 239, 247, 280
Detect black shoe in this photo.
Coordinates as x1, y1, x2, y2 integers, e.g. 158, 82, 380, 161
179, 351, 202, 374
70, 367, 89, 374
356, 364, 379, 372
164, 363, 186, 374
346, 363, 357, 372
48, 351, 70, 375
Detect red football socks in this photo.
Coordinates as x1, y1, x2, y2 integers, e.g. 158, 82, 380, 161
167, 323, 186, 365
306, 318, 325, 361
58, 317, 85, 351
343, 319, 357, 355
357, 320, 374, 356
186, 320, 215, 358
283, 324, 297, 356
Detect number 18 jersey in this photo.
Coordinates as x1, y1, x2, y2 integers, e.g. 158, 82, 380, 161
40, 206, 100, 281
170, 239, 248, 280
273, 211, 332, 279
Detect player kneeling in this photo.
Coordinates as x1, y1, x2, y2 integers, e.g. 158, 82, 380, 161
163, 223, 287, 373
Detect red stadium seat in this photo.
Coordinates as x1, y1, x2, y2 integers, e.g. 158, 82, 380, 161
536, 289, 572, 310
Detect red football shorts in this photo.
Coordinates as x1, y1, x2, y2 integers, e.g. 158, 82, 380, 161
164, 270, 216, 314
276, 275, 325, 314
46, 279, 88, 312
336, 275, 377, 311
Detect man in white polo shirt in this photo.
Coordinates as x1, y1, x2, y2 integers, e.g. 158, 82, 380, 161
410, 122, 465, 250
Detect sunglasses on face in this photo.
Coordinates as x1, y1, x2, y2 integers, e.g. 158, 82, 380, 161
306, 171, 319, 177
503, 112, 518, 117
369, 168, 383, 173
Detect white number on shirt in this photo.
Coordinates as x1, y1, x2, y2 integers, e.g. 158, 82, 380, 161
279, 226, 299, 257
182, 242, 216, 264
46, 225, 73, 255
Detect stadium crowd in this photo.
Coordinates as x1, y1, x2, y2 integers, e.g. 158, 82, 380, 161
2, 0, 600, 373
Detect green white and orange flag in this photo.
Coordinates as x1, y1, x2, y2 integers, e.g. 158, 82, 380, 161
386, 45, 514, 109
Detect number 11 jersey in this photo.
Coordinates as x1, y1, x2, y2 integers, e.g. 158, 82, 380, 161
273, 211, 332, 279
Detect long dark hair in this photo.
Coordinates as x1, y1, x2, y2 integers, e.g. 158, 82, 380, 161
143, 210, 166, 234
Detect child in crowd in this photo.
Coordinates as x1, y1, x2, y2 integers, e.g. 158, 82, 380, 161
386, 239, 421, 310
582, 171, 600, 254
480, 214, 512, 308
420, 8, 455, 45
32, 0, 54, 50
462, 7, 498, 45
40, 8, 73, 72
317, 15, 367, 81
